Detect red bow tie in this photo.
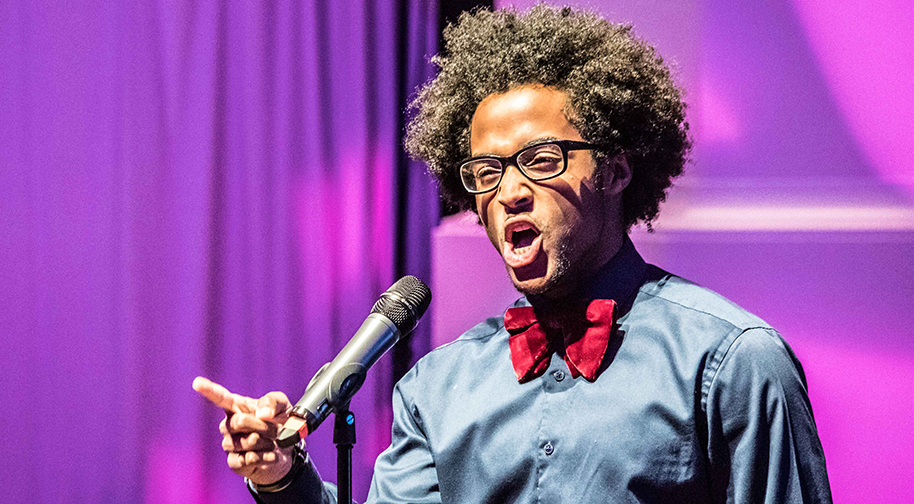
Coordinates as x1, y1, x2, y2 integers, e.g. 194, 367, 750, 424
505, 299, 616, 383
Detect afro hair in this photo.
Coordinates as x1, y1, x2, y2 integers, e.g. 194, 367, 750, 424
404, 4, 691, 230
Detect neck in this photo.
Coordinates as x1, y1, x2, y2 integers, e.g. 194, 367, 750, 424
525, 297, 588, 332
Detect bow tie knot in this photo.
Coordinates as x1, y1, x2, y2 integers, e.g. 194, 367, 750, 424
505, 299, 617, 383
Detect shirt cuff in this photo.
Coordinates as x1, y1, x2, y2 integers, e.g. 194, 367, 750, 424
246, 445, 328, 504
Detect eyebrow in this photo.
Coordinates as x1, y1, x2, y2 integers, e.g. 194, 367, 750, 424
471, 136, 561, 158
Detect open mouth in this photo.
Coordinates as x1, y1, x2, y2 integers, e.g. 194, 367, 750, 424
503, 221, 542, 268
511, 227, 538, 250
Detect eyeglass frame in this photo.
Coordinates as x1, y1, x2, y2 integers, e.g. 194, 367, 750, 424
457, 139, 602, 194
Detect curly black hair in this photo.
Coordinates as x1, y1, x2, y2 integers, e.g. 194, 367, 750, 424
404, 4, 691, 230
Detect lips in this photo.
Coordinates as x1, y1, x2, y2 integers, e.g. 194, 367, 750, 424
502, 219, 543, 269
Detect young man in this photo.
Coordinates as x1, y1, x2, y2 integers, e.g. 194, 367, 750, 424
195, 6, 832, 503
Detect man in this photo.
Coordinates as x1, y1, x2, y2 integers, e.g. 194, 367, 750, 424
195, 5, 832, 503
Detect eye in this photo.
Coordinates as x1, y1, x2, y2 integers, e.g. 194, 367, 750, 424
474, 163, 502, 181
520, 146, 563, 175
527, 152, 561, 166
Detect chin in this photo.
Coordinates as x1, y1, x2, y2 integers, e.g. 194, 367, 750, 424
509, 264, 568, 298
507, 252, 549, 294
509, 252, 573, 299
511, 276, 550, 296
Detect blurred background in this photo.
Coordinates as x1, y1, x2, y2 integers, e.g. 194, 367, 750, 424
1, 0, 911, 502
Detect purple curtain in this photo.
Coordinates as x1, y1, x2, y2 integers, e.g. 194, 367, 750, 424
0, 1, 438, 502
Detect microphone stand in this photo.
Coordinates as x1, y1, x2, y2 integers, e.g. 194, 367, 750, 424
333, 406, 356, 504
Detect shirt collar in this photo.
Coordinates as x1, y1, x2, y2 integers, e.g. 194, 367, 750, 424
585, 235, 647, 314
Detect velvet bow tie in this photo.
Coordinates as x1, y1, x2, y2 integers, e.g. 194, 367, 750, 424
505, 299, 617, 383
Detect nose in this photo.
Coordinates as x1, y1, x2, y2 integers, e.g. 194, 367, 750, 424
495, 163, 533, 211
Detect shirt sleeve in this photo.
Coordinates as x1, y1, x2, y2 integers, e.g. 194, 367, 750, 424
366, 377, 441, 504
704, 328, 833, 504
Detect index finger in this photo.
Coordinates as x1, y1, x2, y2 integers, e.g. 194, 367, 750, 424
192, 376, 256, 414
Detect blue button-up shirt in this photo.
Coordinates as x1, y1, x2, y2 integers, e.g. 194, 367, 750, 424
252, 238, 832, 503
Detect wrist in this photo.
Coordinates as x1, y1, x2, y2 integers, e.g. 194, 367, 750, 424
246, 443, 306, 493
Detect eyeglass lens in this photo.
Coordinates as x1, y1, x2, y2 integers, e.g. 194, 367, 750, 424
463, 143, 565, 192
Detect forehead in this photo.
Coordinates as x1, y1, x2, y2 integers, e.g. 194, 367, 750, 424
469, 86, 582, 156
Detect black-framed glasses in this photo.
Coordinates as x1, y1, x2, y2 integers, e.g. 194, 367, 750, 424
458, 140, 600, 194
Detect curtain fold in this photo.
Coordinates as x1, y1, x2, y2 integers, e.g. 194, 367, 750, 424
0, 1, 438, 502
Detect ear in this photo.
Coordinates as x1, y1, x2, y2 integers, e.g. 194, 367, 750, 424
603, 153, 631, 195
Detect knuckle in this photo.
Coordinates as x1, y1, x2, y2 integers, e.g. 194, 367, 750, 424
227, 452, 243, 469
230, 413, 248, 431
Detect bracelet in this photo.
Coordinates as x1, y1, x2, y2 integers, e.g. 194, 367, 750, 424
247, 443, 307, 494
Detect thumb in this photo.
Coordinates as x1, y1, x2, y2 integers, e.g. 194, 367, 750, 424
255, 391, 292, 423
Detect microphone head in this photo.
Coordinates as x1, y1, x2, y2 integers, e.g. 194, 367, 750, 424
370, 276, 431, 334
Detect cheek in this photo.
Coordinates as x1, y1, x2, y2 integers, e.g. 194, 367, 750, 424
475, 197, 501, 248
475, 201, 488, 232
547, 200, 589, 246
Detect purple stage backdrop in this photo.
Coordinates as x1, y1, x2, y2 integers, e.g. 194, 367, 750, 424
0, 1, 437, 503
3, 0, 914, 503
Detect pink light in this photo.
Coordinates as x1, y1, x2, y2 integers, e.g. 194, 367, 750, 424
696, 76, 744, 144
790, 0, 914, 188
796, 337, 914, 503
332, 153, 369, 290
145, 439, 208, 504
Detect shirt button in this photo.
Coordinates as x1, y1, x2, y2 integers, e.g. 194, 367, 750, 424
543, 442, 554, 455
552, 370, 565, 382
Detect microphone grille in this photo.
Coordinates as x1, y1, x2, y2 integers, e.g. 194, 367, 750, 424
371, 275, 432, 333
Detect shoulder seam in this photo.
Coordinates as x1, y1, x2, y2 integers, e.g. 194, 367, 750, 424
637, 285, 771, 331
700, 326, 779, 413
636, 287, 737, 329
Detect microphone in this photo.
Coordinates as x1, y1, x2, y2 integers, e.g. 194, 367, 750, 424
276, 275, 431, 448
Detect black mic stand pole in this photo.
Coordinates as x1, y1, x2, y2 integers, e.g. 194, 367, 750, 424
333, 405, 356, 504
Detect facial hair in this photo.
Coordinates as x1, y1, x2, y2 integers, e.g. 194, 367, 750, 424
512, 173, 612, 304
508, 224, 573, 298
